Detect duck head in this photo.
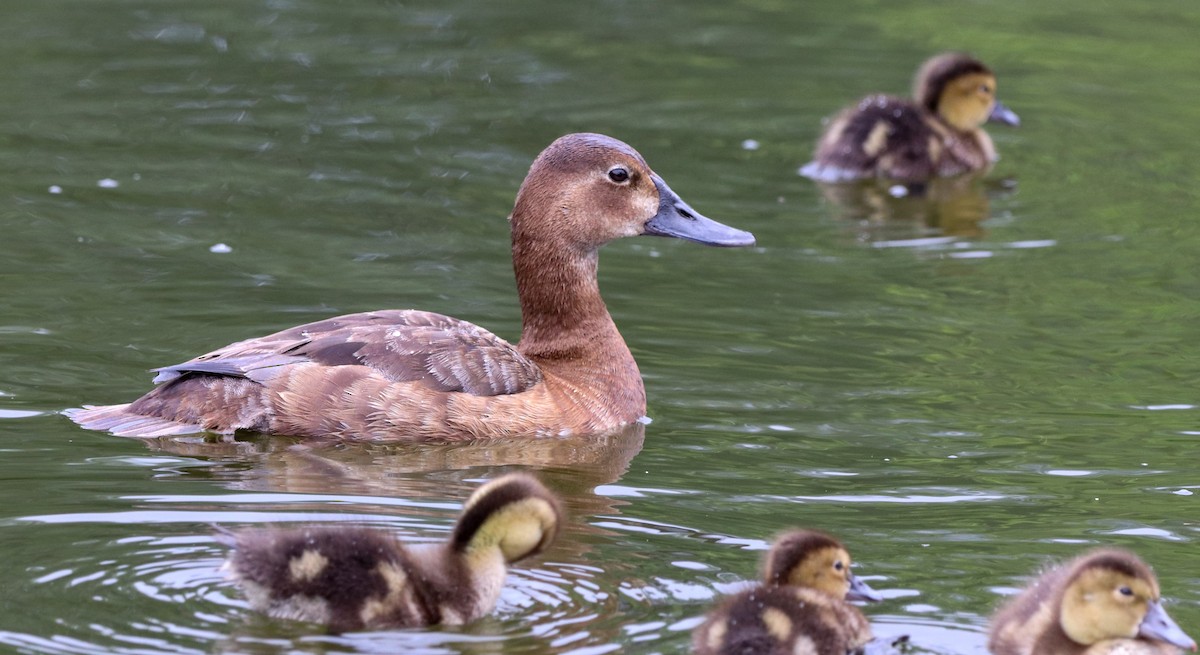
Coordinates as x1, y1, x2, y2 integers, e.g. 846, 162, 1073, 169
1059, 549, 1196, 650
451, 473, 563, 563
915, 52, 1020, 132
509, 133, 755, 252
762, 529, 883, 602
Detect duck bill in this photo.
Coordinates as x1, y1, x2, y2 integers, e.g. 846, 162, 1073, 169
644, 175, 755, 247
1139, 600, 1197, 651
846, 573, 884, 603
988, 100, 1021, 127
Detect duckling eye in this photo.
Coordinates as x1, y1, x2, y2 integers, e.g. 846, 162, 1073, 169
607, 167, 630, 184
1118, 586, 1133, 597
980, 84, 992, 94
834, 560, 845, 571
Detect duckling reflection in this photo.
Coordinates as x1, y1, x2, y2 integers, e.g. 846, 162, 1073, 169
989, 548, 1196, 655
813, 173, 1014, 240
693, 530, 898, 655
218, 473, 562, 632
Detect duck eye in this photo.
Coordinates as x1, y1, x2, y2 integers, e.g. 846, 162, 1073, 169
834, 561, 845, 571
1118, 586, 1133, 596
980, 84, 992, 94
607, 167, 629, 184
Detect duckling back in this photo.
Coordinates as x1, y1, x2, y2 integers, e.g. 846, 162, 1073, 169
693, 530, 882, 655
693, 586, 873, 655
222, 526, 442, 631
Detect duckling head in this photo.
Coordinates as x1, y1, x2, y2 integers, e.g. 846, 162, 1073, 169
762, 530, 883, 602
1059, 549, 1196, 650
509, 133, 754, 251
914, 52, 1020, 133
451, 473, 563, 563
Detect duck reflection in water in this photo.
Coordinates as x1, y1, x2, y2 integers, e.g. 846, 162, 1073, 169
141, 421, 644, 522
812, 173, 1016, 240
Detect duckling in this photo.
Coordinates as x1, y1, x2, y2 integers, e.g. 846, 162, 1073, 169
69, 133, 755, 441
801, 52, 1020, 182
693, 529, 885, 655
989, 548, 1197, 655
218, 473, 562, 631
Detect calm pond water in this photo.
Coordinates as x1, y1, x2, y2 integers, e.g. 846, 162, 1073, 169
2, 1, 1199, 653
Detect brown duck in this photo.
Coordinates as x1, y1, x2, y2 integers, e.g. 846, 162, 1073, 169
218, 473, 562, 631
801, 52, 1020, 182
989, 548, 1196, 655
693, 529, 886, 655
70, 133, 754, 441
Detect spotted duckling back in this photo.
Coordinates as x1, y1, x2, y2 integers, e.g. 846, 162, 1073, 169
220, 473, 562, 631
989, 549, 1196, 655
802, 52, 1020, 182
693, 530, 884, 655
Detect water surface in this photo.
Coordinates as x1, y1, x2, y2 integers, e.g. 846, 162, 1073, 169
2, 1, 1199, 653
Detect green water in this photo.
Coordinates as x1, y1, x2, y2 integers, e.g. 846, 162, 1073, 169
2, 1, 1199, 653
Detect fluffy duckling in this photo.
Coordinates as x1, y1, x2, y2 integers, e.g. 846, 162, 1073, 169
693, 530, 885, 655
70, 133, 754, 442
989, 548, 1196, 655
802, 52, 1020, 182
219, 473, 562, 631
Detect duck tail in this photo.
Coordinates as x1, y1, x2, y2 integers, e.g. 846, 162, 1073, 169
66, 403, 206, 438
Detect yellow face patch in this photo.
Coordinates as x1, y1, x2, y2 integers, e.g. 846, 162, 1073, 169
1061, 567, 1153, 644
938, 73, 998, 132
789, 546, 853, 598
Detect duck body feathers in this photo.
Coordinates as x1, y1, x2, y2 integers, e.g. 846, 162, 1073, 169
802, 52, 1017, 183
220, 473, 562, 631
693, 586, 873, 655
694, 530, 887, 655
222, 527, 464, 631
73, 309, 575, 440
803, 94, 995, 183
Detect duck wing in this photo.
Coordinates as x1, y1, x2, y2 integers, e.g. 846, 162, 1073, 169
152, 310, 542, 397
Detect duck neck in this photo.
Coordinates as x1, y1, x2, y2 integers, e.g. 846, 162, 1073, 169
511, 233, 626, 363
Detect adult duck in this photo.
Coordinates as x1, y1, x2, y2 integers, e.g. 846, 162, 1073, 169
801, 52, 1020, 182
70, 133, 755, 441
989, 548, 1196, 655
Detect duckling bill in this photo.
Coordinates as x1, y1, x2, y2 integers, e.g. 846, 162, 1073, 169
989, 548, 1196, 655
693, 529, 888, 655
802, 52, 1019, 182
69, 133, 754, 441
219, 473, 562, 631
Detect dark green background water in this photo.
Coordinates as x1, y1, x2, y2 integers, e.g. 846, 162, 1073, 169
2, 1, 1198, 653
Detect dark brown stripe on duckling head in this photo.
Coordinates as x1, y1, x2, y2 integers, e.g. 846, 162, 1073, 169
763, 529, 844, 586
914, 53, 992, 114
1070, 549, 1153, 585
450, 474, 562, 558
